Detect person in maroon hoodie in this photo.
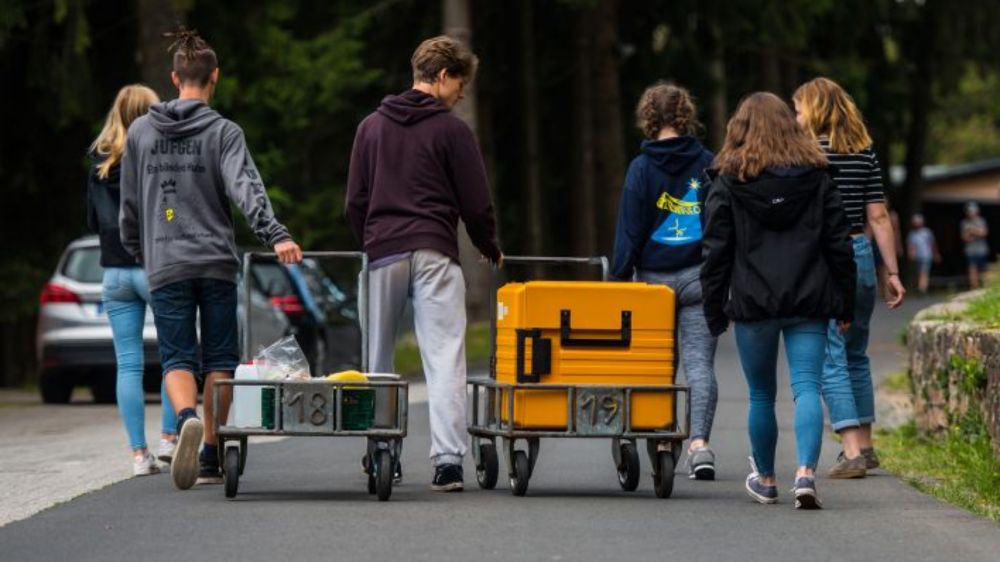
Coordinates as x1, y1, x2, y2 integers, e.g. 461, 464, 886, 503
346, 35, 502, 492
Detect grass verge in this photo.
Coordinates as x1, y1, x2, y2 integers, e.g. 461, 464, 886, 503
875, 421, 1000, 522
393, 322, 491, 377
963, 281, 1000, 328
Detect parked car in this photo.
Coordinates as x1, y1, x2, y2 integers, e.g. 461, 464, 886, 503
246, 256, 361, 376
36, 236, 290, 404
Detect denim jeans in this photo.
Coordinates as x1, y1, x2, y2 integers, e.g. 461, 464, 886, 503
103, 267, 176, 450
149, 278, 240, 378
734, 318, 827, 477
638, 266, 718, 442
822, 236, 877, 428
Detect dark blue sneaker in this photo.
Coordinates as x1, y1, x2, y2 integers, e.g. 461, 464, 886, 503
745, 457, 778, 504
431, 464, 464, 492
792, 476, 822, 509
196, 448, 222, 485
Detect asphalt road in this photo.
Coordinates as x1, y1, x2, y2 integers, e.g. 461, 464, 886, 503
2, 295, 999, 561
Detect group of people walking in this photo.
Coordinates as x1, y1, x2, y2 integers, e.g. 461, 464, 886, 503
88, 31, 908, 507
611, 77, 905, 508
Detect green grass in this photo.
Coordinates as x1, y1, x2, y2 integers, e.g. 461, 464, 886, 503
881, 370, 912, 393
963, 281, 1000, 328
392, 322, 491, 377
876, 421, 1000, 522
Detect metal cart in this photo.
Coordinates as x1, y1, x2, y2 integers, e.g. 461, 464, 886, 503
212, 251, 408, 501
467, 256, 690, 497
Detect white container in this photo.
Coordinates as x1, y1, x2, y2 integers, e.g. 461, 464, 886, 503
231, 363, 263, 428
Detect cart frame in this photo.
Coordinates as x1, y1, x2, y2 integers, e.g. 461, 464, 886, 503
211, 250, 407, 501
468, 255, 691, 497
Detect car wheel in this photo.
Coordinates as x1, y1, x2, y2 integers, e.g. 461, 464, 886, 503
90, 372, 117, 404
39, 370, 73, 404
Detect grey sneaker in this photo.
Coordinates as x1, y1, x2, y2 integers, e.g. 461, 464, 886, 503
861, 447, 880, 470
792, 476, 822, 509
745, 457, 778, 504
687, 447, 716, 481
827, 452, 867, 479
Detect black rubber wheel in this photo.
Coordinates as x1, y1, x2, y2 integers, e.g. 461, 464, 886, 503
89, 373, 117, 404
224, 446, 240, 498
39, 370, 73, 404
510, 450, 530, 497
617, 442, 640, 492
366, 454, 377, 495
239, 439, 248, 476
375, 449, 393, 501
476, 442, 499, 490
653, 451, 675, 499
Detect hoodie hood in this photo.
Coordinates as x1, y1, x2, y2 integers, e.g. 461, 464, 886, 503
640, 135, 706, 174
376, 89, 449, 126
726, 166, 825, 230
148, 99, 222, 139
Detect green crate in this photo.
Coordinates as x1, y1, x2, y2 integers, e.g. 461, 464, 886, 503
342, 388, 375, 430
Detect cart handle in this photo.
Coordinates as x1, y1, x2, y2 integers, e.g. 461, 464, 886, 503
241, 251, 369, 370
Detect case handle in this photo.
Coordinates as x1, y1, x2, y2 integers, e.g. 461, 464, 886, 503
560, 310, 632, 348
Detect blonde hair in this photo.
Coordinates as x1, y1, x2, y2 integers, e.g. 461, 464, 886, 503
714, 92, 828, 182
90, 85, 159, 179
792, 77, 872, 154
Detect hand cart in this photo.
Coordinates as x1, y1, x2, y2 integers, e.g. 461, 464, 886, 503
467, 256, 689, 497
212, 251, 408, 501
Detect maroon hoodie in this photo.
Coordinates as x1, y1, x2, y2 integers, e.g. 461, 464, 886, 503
346, 89, 502, 264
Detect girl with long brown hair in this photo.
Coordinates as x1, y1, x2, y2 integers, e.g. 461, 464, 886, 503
793, 77, 905, 479
88, 84, 177, 476
701, 92, 856, 508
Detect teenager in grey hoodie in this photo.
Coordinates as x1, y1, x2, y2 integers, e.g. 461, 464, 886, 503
120, 30, 302, 490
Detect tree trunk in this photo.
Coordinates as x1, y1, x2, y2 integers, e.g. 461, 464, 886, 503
590, 0, 626, 257
706, 16, 727, 151
520, 0, 544, 259
572, 7, 598, 258
444, 0, 492, 320
136, 0, 188, 100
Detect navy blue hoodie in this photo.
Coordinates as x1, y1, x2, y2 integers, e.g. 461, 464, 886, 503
611, 136, 715, 280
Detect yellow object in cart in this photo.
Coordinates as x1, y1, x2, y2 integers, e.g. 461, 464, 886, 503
495, 281, 676, 430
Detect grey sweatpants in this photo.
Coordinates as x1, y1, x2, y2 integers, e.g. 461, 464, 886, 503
367, 249, 467, 466
638, 266, 719, 442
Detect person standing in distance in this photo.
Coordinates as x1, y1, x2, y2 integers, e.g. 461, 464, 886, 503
346, 36, 503, 492
120, 29, 302, 490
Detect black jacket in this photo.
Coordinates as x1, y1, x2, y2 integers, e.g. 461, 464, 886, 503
86, 153, 137, 267
700, 166, 856, 336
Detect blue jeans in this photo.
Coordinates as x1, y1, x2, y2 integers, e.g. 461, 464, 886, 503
734, 318, 827, 477
150, 278, 239, 378
822, 236, 877, 428
103, 268, 176, 450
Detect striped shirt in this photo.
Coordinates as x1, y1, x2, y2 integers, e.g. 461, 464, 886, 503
818, 137, 885, 231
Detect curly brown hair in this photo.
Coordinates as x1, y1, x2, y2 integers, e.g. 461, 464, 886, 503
714, 92, 828, 181
635, 82, 699, 139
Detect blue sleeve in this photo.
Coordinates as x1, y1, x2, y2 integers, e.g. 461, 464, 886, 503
611, 160, 649, 280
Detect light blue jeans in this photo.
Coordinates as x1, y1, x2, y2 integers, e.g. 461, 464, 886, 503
734, 318, 827, 477
822, 236, 877, 429
103, 267, 176, 450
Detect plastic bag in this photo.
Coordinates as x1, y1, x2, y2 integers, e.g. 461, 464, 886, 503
254, 336, 311, 380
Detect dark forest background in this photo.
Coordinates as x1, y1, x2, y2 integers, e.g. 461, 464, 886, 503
2, 0, 999, 385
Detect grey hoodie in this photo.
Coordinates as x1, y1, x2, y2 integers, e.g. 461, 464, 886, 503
120, 99, 290, 291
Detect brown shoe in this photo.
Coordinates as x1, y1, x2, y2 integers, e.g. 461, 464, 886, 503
827, 452, 866, 479
861, 447, 880, 470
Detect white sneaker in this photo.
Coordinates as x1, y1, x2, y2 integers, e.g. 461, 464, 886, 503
157, 438, 176, 464
133, 451, 161, 477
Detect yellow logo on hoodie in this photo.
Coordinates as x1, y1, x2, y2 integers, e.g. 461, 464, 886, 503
166, 208, 175, 222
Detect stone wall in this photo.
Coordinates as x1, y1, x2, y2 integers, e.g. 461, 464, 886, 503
908, 292, 1000, 457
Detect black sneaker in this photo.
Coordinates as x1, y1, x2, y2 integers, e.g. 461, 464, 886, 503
196, 450, 223, 485
431, 464, 464, 492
